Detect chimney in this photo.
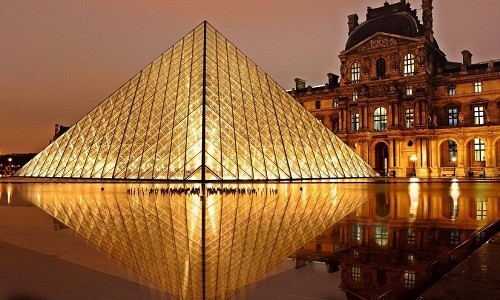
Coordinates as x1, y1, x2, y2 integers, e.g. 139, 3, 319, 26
422, 0, 434, 42
461, 50, 473, 67
294, 78, 306, 90
348, 14, 359, 35
327, 73, 339, 87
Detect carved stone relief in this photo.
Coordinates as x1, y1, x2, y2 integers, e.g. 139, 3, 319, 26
359, 35, 398, 51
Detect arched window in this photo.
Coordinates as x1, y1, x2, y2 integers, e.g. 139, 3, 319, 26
376, 57, 386, 77
403, 53, 415, 76
374, 107, 387, 131
351, 62, 360, 82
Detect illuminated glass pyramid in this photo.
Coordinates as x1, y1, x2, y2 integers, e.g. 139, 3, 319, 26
17, 21, 375, 180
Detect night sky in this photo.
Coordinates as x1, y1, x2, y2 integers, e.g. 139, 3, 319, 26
1, 0, 499, 154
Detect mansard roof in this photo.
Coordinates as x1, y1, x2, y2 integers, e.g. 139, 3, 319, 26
346, 1, 424, 50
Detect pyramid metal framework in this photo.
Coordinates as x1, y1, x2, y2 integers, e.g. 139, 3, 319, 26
21, 182, 371, 300
17, 22, 376, 180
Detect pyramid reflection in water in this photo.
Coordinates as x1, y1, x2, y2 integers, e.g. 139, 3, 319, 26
17, 22, 375, 180
22, 183, 370, 300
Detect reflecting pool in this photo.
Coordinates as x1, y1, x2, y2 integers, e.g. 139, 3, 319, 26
0, 179, 498, 300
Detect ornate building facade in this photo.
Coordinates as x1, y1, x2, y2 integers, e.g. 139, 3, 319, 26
291, 0, 500, 177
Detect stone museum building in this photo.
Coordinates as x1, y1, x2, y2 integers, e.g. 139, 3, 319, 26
291, 0, 500, 177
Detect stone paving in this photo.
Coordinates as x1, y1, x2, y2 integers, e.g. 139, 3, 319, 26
420, 233, 500, 300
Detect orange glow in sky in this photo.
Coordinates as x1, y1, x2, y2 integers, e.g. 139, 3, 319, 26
1, 0, 499, 153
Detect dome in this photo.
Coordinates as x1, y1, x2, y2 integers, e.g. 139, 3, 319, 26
346, 12, 422, 50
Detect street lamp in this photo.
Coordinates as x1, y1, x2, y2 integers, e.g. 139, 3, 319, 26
410, 154, 417, 177
7, 157, 12, 176
451, 156, 457, 177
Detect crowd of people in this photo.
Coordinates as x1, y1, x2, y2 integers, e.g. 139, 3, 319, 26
125, 186, 280, 196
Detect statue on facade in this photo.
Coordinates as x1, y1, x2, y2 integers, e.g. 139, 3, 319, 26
484, 108, 491, 123
391, 52, 400, 71
432, 114, 438, 127
417, 48, 427, 67
363, 57, 371, 75
340, 61, 346, 79
458, 111, 464, 125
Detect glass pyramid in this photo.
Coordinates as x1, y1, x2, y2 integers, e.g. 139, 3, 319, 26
17, 22, 376, 180
20, 182, 371, 300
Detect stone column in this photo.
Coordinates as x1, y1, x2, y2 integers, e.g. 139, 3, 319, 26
339, 109, 344, 131
429, 138, 439, 177
388, 103, 393, 128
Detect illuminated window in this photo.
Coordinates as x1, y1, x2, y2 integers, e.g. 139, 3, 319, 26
405, 85, 413, 96
474, 81, 482, 93
404, 271, 416, 289
450, 230, 460, 245
375, 225, 389, 246
473, 106, 484, 125
407, 228, 416, 245
403, 53, 415, 76
315, 100, 321, 109
333, 99, 339, 108
448, 85, 456, 95
476, 200, 487, 220
351, 113, 360, 132
407, 254, 415, 263
352, 266, 361, 282
376, 57, 386, 77
374, 107, 387, 131
474, 138, 485, 161
448, 141, 458, 160
353, 91, 358, 101
352, 224, 361, 241
405, 108, 414, 128
351, 62, 360, 82
448, 108, 458, 126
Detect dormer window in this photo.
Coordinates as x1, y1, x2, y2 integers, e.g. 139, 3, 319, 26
376, 57, 386, 77
474, 81, 482, 93
351, 62, 360, 82
403, 53, 415, 76
315, 100, 321, 109
448, 85, 456, 96
333, 99, 339, 108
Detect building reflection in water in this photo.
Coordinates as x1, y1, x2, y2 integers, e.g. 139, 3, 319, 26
294, 181, 500, 300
